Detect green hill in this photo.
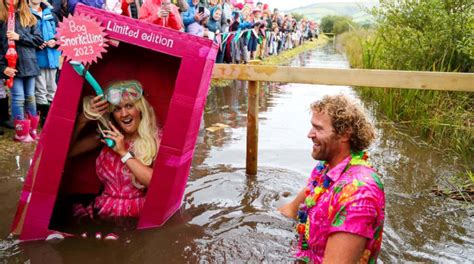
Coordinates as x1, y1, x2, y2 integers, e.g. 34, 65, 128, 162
286, 2, 377, 23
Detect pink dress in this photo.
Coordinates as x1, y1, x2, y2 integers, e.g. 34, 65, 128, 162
94, 146, 146, 219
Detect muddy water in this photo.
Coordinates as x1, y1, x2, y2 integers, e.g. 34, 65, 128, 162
1, 45, 473, 263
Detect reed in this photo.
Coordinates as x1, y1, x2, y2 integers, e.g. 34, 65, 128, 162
339, 26, 473, 187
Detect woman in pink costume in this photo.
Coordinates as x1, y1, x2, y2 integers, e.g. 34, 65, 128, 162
69, 80, 160, 222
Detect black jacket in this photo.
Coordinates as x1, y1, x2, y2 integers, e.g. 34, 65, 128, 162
0, 16, 44, 78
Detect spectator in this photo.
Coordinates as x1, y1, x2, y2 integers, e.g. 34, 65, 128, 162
182, 0, 208, 35
0, 0, 44, 143
221, 0, 232, 31
182, 0, 201, 28
30, 0, 61, 126
121, 0, 143, 19
186, 6, 209, 36
207, 0, 227, 32
139, 0, 183, 31
206, 5, 221, 34
47, 0, 68, 21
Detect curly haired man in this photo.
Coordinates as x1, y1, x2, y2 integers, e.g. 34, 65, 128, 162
279, 95, 385, 263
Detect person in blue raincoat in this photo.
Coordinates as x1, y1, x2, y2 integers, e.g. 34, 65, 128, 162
30, 0, 61, 126
181, 0, 205, 33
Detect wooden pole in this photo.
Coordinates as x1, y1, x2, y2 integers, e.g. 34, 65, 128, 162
246, 81, 259, 175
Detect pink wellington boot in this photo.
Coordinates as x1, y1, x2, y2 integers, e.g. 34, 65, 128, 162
14, 119, 35, 143
27, 113, 40, 140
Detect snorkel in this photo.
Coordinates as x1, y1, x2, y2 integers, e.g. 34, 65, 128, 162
69, 61, 115, 148
70, 61, 104, 96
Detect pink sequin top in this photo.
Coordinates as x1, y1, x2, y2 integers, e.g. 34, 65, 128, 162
295, 155, 385, 263
94, 146, 147, 219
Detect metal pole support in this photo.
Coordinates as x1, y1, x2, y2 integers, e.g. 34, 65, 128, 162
246, 81, 259, 175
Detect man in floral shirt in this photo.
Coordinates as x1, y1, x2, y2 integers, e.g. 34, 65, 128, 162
279, 95, 385, 263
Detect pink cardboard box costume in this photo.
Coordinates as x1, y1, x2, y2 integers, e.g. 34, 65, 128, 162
11, 4, 218, 241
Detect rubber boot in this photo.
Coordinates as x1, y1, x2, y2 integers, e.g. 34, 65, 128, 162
28, 113, 40, 140
14, 119, 35, 143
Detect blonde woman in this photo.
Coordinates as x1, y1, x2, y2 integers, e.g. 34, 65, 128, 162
69, 80, 160, 220
0, 0, 43, 142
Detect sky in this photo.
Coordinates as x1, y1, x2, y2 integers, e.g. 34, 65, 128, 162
266, 0, 376, 11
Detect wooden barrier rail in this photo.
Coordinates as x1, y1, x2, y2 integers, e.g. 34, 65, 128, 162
212, 65, 474, 92
211, 65, 474, 175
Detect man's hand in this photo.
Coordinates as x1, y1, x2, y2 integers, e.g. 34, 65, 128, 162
278, 202, 298, 219
277, 188, 306, 219
125, 0, 134, 4
6, 31, 19, 41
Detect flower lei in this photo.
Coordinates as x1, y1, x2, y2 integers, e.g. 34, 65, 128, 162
295, 151, 371, 251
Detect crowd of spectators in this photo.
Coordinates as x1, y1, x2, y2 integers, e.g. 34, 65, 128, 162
65, 0, 319, 64
0, 0, 319, 141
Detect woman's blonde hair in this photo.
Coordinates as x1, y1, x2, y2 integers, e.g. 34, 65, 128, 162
0, 0, 37, 27
127, 96, 160, 166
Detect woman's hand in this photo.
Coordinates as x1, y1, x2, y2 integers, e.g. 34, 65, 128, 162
102, 121, 127, 156
158, 9, 169, 17
6, 31, 19, 41
46, 39, 56, 48
3, 67, 16, 78
38, 42, 47, 50
88, 95, 109, 116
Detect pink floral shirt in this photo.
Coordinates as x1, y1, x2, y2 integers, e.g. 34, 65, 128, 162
94, 146, 147, 218
295, 154, 385, 263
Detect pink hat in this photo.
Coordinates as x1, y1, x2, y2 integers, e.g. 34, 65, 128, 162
245, 0, 254, 4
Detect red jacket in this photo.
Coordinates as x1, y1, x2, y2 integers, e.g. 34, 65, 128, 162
138, 0, 183, 31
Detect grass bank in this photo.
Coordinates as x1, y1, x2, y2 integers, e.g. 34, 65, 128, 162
338, 29, 473, 199
211, 36, 329, 88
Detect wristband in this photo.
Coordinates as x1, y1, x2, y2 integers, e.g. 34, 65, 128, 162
121, 151, 134, 164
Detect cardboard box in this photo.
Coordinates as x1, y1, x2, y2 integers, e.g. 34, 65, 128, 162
11, 4, 218, 241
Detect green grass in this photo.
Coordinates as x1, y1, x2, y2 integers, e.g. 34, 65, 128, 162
339, 29, 473, 193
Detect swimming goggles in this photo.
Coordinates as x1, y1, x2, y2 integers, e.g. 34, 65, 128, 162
105, 80, 143, 106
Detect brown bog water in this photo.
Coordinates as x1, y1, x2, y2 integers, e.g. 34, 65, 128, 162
1, 45, 473, 263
